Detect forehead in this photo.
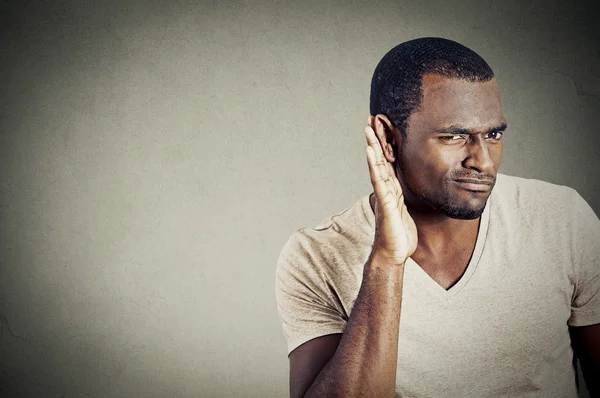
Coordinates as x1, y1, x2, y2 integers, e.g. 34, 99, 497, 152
409, 74, 505, 133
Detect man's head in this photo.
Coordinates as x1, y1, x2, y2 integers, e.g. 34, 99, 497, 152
369, 37, 506, 220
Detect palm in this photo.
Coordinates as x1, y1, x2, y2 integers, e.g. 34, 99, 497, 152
364, 117, 418, 265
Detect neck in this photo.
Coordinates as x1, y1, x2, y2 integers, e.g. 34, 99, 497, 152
411, 209, 480, 253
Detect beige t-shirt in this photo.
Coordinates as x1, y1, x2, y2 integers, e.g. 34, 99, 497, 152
275, 173, 600, 397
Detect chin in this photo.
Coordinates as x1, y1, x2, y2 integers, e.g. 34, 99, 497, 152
441, 189, 490, 219
416, 193, 487, 220
442, 204, 486, 220
402, 176, 489, 220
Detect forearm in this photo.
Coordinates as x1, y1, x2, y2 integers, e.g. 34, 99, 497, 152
304, 253, 404, 398
570, 324, 600, 398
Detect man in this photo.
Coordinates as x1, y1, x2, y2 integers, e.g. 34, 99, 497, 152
275, 37, 600, 397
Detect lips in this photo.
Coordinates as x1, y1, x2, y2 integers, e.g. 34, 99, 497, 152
453, 179, 494, 192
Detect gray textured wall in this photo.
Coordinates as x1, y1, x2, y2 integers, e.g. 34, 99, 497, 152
1, 0, 598, 396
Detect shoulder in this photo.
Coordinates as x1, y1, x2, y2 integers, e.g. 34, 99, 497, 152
276, 194, 373, 279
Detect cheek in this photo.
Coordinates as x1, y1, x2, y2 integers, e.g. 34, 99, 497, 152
401, 149, 449, 184
421, 146, 459, 177
493, 145, 503, 168
400, 139, 459, 180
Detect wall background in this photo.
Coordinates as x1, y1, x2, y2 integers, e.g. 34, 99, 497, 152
1, 0, 598, 396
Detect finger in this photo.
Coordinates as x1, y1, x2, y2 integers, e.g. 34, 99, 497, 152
382, 163, 396, 197
365, 122, 405, 215
372, 117, 390, 161
366, 145, 390, 201
365, 126, 397, 194
364, 134, 386, 185
384, 158, 401, 195
382, 162, 401, 200
371, 118, 399, 186
364, 124, 401, 204
364, 125, 391, 181
367, 116, 402, 193
384, 164, 403, 206
364, 124, 383, 156
367, 147, 398, 213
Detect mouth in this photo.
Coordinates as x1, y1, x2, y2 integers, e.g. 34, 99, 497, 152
453, 179, 494, 192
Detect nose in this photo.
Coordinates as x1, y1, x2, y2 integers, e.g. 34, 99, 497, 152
462, 137, 495, 173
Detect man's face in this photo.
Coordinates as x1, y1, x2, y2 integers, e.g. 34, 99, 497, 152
395, 74, 506, 220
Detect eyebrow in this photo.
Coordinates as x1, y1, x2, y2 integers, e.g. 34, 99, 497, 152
433, 122, 508, 135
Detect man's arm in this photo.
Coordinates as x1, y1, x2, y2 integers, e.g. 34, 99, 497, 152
289, 334, 342, 397
570, 324, 600, 397
288, 117, 418, 397
290, 253, 405, 397
567, 189, 600, 397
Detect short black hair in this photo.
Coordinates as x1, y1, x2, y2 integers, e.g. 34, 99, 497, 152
370, 37, 495, 137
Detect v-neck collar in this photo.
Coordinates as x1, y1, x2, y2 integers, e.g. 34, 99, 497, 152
361, 193, 491, 303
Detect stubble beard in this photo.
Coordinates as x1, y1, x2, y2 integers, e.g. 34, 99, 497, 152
395, 146, 489, 220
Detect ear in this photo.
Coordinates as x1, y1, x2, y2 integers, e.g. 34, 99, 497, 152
371, 114, 401, 163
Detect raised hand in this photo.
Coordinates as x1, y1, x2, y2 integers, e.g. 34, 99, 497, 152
364, 116, 418, 266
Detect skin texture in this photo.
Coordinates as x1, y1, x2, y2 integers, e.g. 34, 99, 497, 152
569, 324, 600, 397
287, 74, 600, 397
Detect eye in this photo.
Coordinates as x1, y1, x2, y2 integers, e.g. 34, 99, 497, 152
440, 135, 466, 142
486, 131, 503, 141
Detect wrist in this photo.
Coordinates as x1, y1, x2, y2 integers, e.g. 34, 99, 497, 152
364, 251, 406, 289
368, 250, 407, 270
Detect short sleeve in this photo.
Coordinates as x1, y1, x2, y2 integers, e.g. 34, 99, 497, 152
275, 232, 347, 354
567, 192, 600, 327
